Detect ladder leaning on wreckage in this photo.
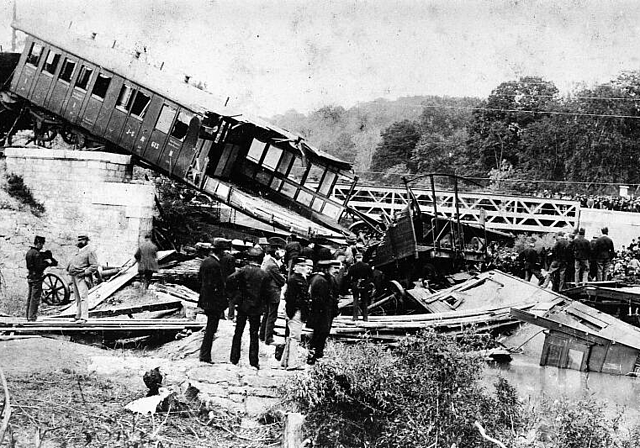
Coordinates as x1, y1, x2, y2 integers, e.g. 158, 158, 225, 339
0, 19, 383, 241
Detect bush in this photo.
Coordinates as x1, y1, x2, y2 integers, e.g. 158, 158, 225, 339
281, 330, 527, 448
4, 173, 45, 216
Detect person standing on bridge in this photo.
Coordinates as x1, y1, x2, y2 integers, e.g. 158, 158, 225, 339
25, 235, 57, 321
573, 228, 591, 286
551, 231, 571, 291
594, 227, 615, 282
66, 234, 99, 323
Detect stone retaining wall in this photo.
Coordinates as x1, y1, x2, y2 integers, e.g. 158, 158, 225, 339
1, 148, 155, 302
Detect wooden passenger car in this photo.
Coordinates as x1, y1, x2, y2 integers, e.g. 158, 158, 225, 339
7, 21, 354, 239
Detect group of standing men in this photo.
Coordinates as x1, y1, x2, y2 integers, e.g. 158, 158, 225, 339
25, 233, 98, 323
520, 227, 615, 291
197, 234, 375, 370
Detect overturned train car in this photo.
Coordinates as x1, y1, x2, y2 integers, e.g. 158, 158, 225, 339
2, 21, 355, 239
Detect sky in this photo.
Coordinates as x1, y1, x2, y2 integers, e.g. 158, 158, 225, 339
1, 0, 640, 117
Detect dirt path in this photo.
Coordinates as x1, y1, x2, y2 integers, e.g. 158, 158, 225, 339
0, 320, 304, 446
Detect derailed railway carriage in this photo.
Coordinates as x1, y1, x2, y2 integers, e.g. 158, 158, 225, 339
3, 20, 356, 239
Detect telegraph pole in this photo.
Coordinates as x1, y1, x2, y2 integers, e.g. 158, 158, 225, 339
11, 0, 17, 52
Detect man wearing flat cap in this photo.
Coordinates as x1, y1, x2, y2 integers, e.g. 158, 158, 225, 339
66, 234, 99, 322
25, 235, 57, 321
306, 259, 341, 365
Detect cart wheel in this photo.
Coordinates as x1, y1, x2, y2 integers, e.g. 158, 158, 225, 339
42, 273, 70, 305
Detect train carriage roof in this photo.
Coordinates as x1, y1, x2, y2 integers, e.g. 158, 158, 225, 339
12, 20, 352, 171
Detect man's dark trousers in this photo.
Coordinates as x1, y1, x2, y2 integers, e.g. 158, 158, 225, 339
230, 311, 261, 367
199, 311, 221, 362
26, 280, 43, 321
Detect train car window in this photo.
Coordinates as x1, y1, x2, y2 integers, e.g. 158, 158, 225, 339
289, 156, 307, 183
26, 43, 43, 67
318, 171, 337, 196
322, 202, 342, 219
270, 178, 283, 191
59, 59, 76, 83
247, 139, 266, 163
116, 84, 135, 111
91, 73, 111, 99
155, 104, 176, 134
262, 145, 282, 170
170, 110, 193, 140
280, 181, 297, 198
130, 91, 151, 119
297, 190, 313, 207
43, 50, 60, 75
75, 66, 93, 91
311, 199, 325, 212
276, 151, 294, 175
306, 165, 325, 189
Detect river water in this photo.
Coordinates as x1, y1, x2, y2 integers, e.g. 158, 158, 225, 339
482, 324, 640, 423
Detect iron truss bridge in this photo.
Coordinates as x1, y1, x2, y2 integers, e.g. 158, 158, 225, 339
332, 184, 580, 234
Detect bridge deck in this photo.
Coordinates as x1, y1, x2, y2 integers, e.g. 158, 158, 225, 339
333, 184, 580, 233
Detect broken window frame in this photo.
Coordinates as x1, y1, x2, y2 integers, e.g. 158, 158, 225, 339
74, 65, 93, 91
247, 139, 267, 163
26, 42, 43, 67
91, 72, 111, 100
170, 109, 193, 141
42, 49, 60, 75
58, 58, 76, 84
130, 90, 151, 119
115, 84, 135, 112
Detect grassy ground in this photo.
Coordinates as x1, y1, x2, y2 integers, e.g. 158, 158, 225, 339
0, 338, 282, 448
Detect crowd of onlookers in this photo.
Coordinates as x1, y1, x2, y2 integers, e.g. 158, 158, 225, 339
532, 190, 640, 213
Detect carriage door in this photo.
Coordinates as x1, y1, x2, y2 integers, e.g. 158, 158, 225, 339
46, 56, 76, 115
119, 86, 153, 152
81, 71, 112, 131
12, 39, 41, 98
153, 107, 196, 176
63, 62, 96, 124
31, 48, 60, 107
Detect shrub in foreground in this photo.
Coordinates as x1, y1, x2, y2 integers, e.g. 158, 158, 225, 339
282, 330, 525, 448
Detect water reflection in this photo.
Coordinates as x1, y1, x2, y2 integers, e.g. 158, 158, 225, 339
483, 354, 640, 421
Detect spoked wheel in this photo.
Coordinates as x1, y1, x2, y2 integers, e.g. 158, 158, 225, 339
60, 127, 87, 148
42, 272, 71, 305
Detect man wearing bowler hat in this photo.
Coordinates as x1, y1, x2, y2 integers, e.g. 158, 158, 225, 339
306, 259, 341, 365
25, 235, 57, 321
66, 234, 99, 322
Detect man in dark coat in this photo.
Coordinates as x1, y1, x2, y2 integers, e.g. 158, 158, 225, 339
197, 239, 228, 363
306, 260, 340, 365
518, 242, 544, 286
134, 233, 159, 290
594, 227, 615, 281
551, 231, 571, 291
227, 247, 270, 369
284, 234, 302, 278
25, 235, 57, 321
281, 257, 312, 370
573, 228, 591, 286
347, 252, 374, 321
259, 246, 286, 345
